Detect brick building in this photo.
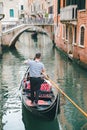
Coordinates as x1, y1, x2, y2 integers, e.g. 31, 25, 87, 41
54, 0, 87, 69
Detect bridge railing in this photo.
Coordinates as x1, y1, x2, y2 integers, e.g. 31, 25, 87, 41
2, 18, 54, 31
23, 18, 54, 25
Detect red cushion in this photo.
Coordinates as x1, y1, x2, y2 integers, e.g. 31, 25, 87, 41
24, 82, 51, 92
40, 83, 51, 92
27, 82, 30, 89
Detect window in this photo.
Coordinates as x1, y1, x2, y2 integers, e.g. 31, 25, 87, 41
0, 2, 3, 14
66, 0, 70, 5
80, 26, 85, 46
78, 0, 85, 10
48, 6, 53, 14
21, 5, 24, 10
31, 6, 32, 12
10, 9, 14, 17
57, 0, 60, 14
66, 0, 77, 5
74, 26, 77, 43
66, 25, 68, 40
62, 24, 65, 39
72, 0, 77, 4
34, 5, 36, 11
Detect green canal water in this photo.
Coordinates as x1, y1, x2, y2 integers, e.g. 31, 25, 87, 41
0, 32, 87, 130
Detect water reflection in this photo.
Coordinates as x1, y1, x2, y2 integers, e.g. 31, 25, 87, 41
0, 31, 87, 130
9, 48, 25, 61
22, 105, 59, 130
54, 51, 87, 130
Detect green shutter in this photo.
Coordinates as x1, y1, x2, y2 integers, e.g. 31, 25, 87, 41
57, 0, 60, 14
10, 9, 14, 17
78, 0, 85, 10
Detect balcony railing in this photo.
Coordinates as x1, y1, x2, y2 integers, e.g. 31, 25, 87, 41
60, 5, 77, 21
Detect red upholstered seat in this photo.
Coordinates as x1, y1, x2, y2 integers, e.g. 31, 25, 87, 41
40, 83, 51, 92
26, 82, 31, 89
24, 81, 51, 92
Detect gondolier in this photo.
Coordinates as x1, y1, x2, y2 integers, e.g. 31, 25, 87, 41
21, 66, 60, 120
24, 52, 45, 105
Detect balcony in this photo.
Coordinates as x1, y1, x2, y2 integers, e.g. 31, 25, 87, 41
60, 5, 77, 23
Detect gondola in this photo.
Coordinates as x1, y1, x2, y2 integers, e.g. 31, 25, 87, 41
20, 68, 60, 120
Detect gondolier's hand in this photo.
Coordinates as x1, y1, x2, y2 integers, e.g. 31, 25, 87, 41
24, 58, 33, 64
24, 59, 29, 64
24, 59, 31, 64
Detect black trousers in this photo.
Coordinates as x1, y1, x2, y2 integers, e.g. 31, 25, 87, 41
30, 77, 44, 103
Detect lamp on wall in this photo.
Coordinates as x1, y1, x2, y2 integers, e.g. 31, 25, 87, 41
0, 14, 5, 20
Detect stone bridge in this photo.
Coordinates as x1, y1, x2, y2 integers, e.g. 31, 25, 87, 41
1, 23, 54, 48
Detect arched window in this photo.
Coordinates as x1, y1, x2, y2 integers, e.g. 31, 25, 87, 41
74, 26, 77, 43
66, 24, 68, 40
80, 26, 85, 46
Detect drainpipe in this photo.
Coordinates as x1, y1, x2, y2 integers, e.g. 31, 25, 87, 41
57, 0, 59, 27
0, 21, 2, 54
0, 21, 2, 47
53, 0, 58, 47
57, 9, 58, 27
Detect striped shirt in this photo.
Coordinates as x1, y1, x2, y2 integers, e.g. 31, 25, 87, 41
27, 59, 45, 77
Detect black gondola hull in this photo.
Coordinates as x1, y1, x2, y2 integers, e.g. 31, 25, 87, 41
22, 93, 60, 120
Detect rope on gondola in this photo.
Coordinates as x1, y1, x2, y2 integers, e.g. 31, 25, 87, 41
43, 73, 87, 118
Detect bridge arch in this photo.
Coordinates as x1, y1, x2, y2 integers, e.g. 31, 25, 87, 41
9, 25, 52, 48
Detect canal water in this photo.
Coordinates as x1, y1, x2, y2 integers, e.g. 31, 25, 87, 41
0, 31, 87, 130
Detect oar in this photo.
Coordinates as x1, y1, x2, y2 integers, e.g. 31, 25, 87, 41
43, 73, 87, 118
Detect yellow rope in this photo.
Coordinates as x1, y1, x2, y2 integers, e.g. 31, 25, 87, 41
43, 73, 87, 118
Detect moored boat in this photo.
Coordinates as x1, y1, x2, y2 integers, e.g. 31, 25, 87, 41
20, 68, 60, 120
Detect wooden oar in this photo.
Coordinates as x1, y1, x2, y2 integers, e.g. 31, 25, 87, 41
43, 73, 87, 118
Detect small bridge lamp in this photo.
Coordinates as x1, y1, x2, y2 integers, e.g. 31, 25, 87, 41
0, 14, 5, 20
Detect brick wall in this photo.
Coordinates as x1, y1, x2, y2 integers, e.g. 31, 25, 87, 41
75, 10, 87, 63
